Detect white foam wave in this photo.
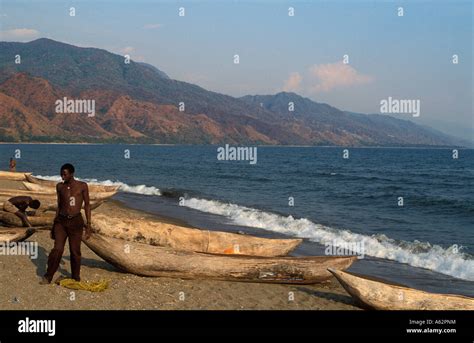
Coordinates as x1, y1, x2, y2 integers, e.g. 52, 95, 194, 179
34, 175, 161, 196
182, 197, 474, 281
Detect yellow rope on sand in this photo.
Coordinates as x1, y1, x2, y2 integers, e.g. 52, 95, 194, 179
58, 278, 109, 292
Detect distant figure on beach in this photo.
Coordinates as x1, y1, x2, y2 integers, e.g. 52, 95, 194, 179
3, 196, 41, 227
9, 158, 16, 172
40, 163, 92, 285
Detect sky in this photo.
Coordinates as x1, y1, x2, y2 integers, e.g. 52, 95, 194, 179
0, 0, 472, 141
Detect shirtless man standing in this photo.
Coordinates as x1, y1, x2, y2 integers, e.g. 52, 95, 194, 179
40, 163, 92, 284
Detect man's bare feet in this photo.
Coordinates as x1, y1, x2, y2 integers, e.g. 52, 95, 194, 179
54, 276, 68, 284
39, 276, 51, 285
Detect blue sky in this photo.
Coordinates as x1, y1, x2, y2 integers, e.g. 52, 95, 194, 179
0, 0, 472, 140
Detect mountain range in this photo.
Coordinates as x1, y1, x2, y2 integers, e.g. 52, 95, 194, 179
0, 38, 462, 146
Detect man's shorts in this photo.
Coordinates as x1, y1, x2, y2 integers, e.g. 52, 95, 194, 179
3, 200, 19, 213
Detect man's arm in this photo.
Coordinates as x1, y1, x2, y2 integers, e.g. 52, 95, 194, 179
16, 211, 32, 227
55, 183, 61, 218
83, 183, 91, 240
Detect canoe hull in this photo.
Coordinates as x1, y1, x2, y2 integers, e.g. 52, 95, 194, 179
0, 227, 36, 242
0, 189, 115, 201
0, 171, 30, 181
0, 199, 103, 213
92, 213, 302, 257
329, 269, 474, 310
0, 211, 55, 227
22, 182, 117, 199
84, 233, 357, 284
25, 175, 120, 192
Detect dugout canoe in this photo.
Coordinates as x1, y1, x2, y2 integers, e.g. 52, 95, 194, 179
328, 269, 474, 310
0, 211, 55, 227
25, 175, 120, 193
84, 233, 357, 284
21, 182, 118, 199
92, 213, 302, 256
0, 188, 116, 201
22, 182, 117, 199
0, 227, 36, 242
0, 171, 31, 181
0, 199, 104, 213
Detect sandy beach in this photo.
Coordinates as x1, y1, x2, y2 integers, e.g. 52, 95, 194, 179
0, 180, 360, 310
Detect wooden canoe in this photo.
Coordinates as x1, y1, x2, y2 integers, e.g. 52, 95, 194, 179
84, 233, 357, 284
92, 213, 302, 256
0, 211, 55, 227
328, 269, 474, 310
25, 175, 120, 193
0, 227, 36, 242
22, 182, 118, 199
0, 199, 104, 213
0, 188, 116, 201
0, 171, 31, 181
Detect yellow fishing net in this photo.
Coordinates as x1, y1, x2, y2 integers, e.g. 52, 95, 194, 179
58, 278, 109, 292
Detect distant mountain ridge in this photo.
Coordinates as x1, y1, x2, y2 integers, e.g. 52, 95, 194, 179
240, 93, 461, 146
0, 38, 462, 146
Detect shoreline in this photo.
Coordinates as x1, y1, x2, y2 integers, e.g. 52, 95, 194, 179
0, 142, 469, 149
0, 191, 360, 310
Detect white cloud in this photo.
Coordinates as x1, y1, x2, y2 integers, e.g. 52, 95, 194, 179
282, 61, 374, 94
308, 62, 373, 92
0, 28, 40, 41
143, 23, 163, 30
283, 72, 303, 92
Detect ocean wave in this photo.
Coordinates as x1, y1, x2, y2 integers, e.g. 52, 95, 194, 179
34, 175, 161, 196
181, 197, 474, 281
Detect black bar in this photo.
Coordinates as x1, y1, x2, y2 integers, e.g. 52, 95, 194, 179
0, 310, 471, 339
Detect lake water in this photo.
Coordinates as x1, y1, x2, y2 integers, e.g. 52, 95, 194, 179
1, 144, 472, 295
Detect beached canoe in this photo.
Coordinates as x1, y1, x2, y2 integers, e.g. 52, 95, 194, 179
21, 181, 59, 193
328, 269, 474, 310
22, 182, 118, 199
0, 199, 104, 213
92, 213, 302, 256
0, 171, 31, 181
0, 188, 116, 201
0, 227, 36, 242
0, 191, 57, 202
0, 211, 55, 227
25, 175, 120, 193
84, 233, 357, 284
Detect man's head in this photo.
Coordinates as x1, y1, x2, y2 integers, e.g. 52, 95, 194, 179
30, 199, 41, 209
60, 163, 75, 182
